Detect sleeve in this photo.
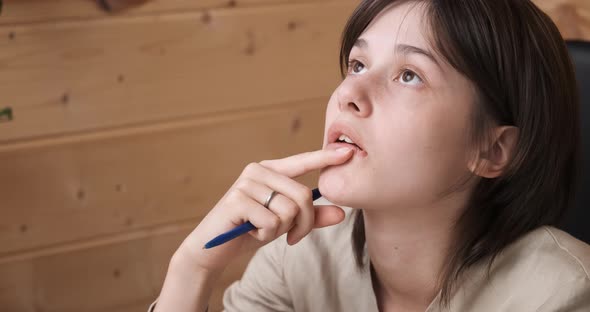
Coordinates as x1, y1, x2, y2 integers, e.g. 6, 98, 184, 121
536, 277, 590, 311
222, 236, 294, 312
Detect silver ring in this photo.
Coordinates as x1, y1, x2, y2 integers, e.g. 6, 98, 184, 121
263, 190, 278, 208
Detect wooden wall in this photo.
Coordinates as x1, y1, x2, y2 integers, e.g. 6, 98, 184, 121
0, 1, 588, 312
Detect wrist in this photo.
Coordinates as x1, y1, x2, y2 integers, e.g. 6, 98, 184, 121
169, 250, 224, 282
170, 245, 226, 275
154, 252, 222, 312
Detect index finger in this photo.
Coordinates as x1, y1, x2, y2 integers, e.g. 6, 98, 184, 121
259, 147, 353, 178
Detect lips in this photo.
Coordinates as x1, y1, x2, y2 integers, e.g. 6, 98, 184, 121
327, 122, 366, 152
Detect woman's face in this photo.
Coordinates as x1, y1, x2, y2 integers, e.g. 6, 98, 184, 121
319, 2, 477, 211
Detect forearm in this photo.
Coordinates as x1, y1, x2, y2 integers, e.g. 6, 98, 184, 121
154, 252, 223, 312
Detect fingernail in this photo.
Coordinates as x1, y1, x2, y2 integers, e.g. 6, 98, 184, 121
336, 147, 353, 154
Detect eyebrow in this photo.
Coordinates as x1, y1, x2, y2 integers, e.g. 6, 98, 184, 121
353, 38, 440, 67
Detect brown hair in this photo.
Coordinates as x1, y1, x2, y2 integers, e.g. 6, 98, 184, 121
340, 0, 581, 307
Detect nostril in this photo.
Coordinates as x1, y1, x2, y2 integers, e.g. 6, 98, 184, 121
348, 102, 361, 112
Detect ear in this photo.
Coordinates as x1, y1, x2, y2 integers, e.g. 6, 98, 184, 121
469, 126, 519, 178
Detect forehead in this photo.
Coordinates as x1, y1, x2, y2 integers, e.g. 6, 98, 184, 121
358, 1, 431, 51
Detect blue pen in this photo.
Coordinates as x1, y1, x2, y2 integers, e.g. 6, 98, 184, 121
204, 188, 322, 249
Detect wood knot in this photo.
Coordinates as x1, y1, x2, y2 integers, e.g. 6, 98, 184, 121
61, 93, 70, 105
76, 189, 85, 200
291, 117, 302, 133
244, 31, 256, 55
287, 21, 297, 31
201, 11, 212, 24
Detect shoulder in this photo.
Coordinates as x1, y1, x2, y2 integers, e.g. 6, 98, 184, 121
538, 226, 590, 278
450, 226, 590, 311
496, 226, 590, 282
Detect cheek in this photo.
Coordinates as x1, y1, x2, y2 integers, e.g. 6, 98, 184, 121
374, 107, 472, 194
415, 86, 474, 166
415, 107, 473, 184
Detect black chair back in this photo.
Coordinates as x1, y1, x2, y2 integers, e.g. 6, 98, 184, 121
560, 41, 590, 244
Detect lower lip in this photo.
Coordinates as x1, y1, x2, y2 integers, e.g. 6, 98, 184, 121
326, 142, 368, 158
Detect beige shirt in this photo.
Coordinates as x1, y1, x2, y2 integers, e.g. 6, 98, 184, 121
222, 199, 590, 311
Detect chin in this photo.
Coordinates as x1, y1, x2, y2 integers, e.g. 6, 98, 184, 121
318, 170, 362, 208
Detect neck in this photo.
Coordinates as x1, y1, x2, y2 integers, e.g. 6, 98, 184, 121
362, 191, 469, 311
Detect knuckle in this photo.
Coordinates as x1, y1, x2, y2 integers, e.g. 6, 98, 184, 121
227, 188, 244, 203
258, 159, 270, 167
261, 232, 274, 242
234, 178, 252, 192
255, 232, 269, 242
284, 201, 299, 218
270, 215, 281, 229
260, 217, 280, 241
243, 162, 259, 175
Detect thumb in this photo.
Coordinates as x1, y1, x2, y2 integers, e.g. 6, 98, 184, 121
313, 205, 346, 228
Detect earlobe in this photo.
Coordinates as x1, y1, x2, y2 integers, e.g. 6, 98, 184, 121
469, 126, 519, 178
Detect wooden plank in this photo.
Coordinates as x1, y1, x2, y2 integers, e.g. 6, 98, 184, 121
0, 99, 325, 255
0, 1, 353, 142
1, 0, 583, 37
0, 0, 225, 24
0, 0, 345, 25
0, 260, 34, 312
533, 0, 590, 40
2, 0, 581, 144
0, 225, 255, 312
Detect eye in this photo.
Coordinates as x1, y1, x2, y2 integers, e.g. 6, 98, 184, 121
347, 59, 367, 75
396, 69, 423, 86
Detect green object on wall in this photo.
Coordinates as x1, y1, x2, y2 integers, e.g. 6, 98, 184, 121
0, 107, 13, 122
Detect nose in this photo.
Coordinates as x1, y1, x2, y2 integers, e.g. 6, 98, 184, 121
337, 76, 373, 117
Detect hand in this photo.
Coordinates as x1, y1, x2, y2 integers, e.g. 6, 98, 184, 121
173, 147, 354, 274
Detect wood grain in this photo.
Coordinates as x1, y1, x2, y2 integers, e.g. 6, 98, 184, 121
0, 224, 255, 312
0, 0, 344, 24
0, 1, 353, 143
0, 1, 588, 312
0, 99, 325, 256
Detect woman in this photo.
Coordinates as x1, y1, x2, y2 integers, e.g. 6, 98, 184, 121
152, 0, 589, 311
